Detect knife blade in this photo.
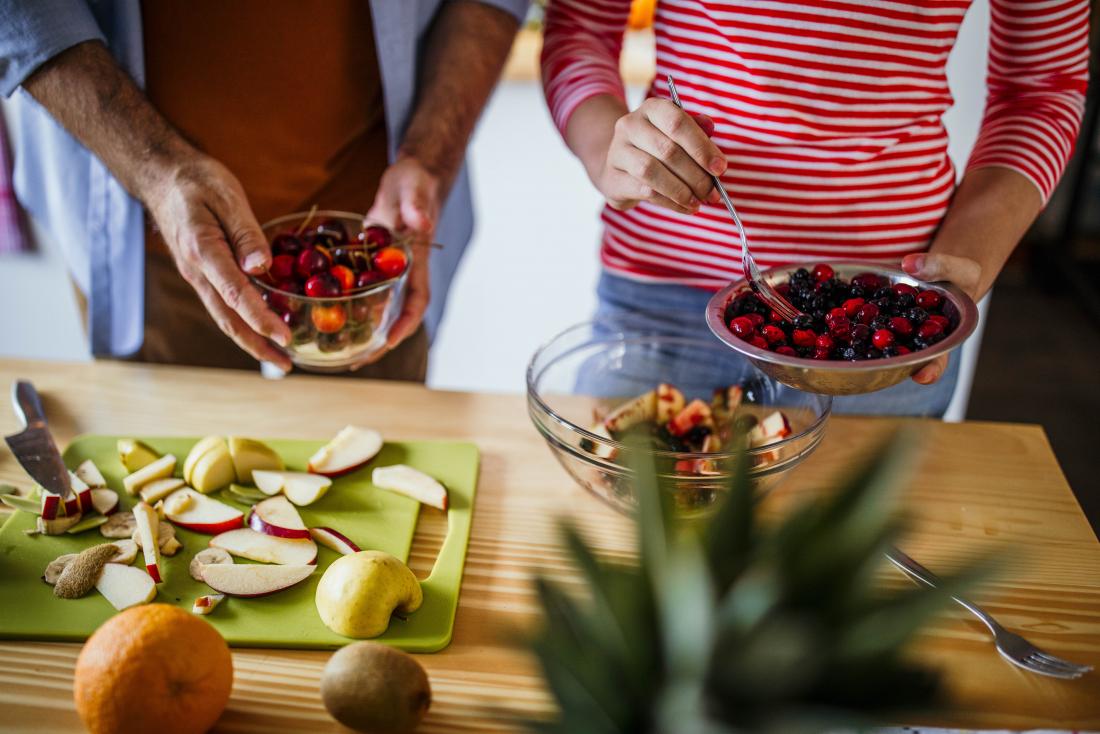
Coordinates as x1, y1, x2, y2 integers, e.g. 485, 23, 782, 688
4, 381, 70, 517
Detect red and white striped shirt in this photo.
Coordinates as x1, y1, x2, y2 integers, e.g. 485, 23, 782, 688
541, 0, 1089, 289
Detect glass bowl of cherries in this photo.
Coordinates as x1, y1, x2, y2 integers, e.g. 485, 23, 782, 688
705, 261, 979, 395
253, 210, 411, 372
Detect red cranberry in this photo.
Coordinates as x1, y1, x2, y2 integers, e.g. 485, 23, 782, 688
272, 234, 304, 258
304, 273, 341, 298
269, 254, 295, 282
855, 303, 879, 325
830, 319, 852, 339
811, 263, 834, 282
296, 249, 329, 279
842, 298, 865, 317
916, 290, 943, 310
815, 334, 834, 351
826, 307, 847, 325
730, 317, 755, 338
892, 283, 918, 298
851, 272, 884, 291
775, 345, 797, 357
768, 310, 784, 323
888, 316, 913, 338
360, 225, 392, 249
792, 329, 817, 348
872, 328, 895, 350
895, 345, 912, 355
748, 335, 769, 350
813, 348, 832, 360
916, 320, 944, 340
746, 313, 765, 328
850, 323, 871, 343
927, 314, 950, 330
761, 325, 786, 345
355, 270, 386, 290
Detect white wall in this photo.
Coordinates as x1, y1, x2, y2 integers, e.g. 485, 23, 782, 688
1, 5, 990, 393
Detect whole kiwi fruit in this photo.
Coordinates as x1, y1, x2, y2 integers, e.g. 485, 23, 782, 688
320, 641, 431, 733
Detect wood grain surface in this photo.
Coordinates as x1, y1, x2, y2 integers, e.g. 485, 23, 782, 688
0, 358, 1097, 732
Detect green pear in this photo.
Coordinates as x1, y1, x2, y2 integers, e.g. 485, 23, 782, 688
189, 438, 235, 494
117, 439, 160, 473
315, 551, 422, 638
183, 435, 224, 485
320, 641, 430, 734
228, 437, 284, 484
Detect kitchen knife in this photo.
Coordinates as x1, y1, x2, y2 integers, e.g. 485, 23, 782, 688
4, 381, 70, 518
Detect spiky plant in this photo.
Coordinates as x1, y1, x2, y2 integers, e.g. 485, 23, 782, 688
529, 432, 982, 734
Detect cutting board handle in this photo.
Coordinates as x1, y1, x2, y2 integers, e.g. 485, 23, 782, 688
11, 381, 47, 430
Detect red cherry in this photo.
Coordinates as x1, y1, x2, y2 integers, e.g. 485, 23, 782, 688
304, 273, 341, 298
916, 290, 943, 310
729, 317, 755, 338
815, 333, 834, 351
355, 269, 386, 290
888, 316, 913, 338
855, 303, 879, 325
748, 335, 769, 350
842, 298, 865, 317
274, 279, 302, 296
330, 265, 356, 293
916, 320, 944, 340
263, 289, 291, 315
892, 283, 918, 298
372, 247, 408, 279
269, 254, 295, 282
271, 234, 303, 258
281, 309, 300, 330
811, 263, 834, 282
791, 329, 817, 348
348, 298, 371, 324
360, 225, 393, 249
311, 303, 347, 333
775, 345, 797, 357
872, 329, 895, 350
296, 249, 329, 279
761, 325, 786, 345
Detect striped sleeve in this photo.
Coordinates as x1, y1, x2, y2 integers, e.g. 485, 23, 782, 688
965, 0, 1090, 203
540, 0, 633, 134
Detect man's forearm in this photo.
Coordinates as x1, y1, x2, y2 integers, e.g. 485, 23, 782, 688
23, 40, 193, 203
399, 1, 519, 193
929, 167, 1042, 300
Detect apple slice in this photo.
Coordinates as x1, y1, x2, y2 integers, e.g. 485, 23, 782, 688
95, 563, 157, 611
656, 383, 686, 424
163, 488, 244, 534
192, 593, 225, 616
67, 471, 94, 513
580, 423, 618, 460
210, 527, 317, 565
748, 410, 791, 446
201, 563, 315, 598
603, 390, 656, 434
132, 502, 162, 583
183, 436, 223, 485
252, 470, 332, 507
39, 490, 61, 520
139, 477, 186, 504
90, 488, 120, 516
249, 495, 311, 539
372, 465, 448, 511
117, 438, 160, 473
122, 454, 177, 496
228, 437, 284, 484
309, 527, 361, 555
74, 459, 108, 488
307, 425, 383, 477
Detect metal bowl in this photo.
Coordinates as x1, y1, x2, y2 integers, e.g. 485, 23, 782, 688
705, 261, 979, 396
526, 318, 832, 517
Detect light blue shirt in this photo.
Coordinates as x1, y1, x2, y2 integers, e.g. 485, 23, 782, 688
0, 0, 528, 357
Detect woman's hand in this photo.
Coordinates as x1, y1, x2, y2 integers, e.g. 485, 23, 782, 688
592, 98, 726, 214
901, 252, 982, 385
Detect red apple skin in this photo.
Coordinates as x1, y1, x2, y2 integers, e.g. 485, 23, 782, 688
76, 488, 93, 513
168, 516, 244, 535
64, 496, 80, 516
309, 527, 361, 554
41, 494, 60, 520
146, 563, 162, 584
248, 510, 312, 540
306, 458, 371, 478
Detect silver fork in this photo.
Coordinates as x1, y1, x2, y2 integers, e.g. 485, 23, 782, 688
887, 547, 1093, 679
665, 75, 802, 323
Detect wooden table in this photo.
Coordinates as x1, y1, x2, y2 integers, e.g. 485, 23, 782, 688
0, 358, 1097, 732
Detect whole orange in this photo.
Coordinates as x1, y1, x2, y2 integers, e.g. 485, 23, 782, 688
74, 604, 233, 734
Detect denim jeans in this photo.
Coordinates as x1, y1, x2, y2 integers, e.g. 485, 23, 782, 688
595, 272, 960, 418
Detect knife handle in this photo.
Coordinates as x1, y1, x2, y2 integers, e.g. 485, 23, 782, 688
11, 381, 47, 430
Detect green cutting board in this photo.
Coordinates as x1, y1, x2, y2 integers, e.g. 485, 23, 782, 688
0, 435, 478, 652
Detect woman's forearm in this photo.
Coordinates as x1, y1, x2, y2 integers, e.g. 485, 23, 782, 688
563, 94, 628, 186
925, 166, 1042, 300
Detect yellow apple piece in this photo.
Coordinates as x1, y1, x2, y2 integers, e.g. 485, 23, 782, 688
74, 459, 108, 489
121, 454, 177, 496
94, 563, 157, 611
138, 477, 186, 504
182, 435, 224, 485
190, 441, 236, 494
117, 439, 160, 473
227, 437, 284, 484
315, 551, 422, 638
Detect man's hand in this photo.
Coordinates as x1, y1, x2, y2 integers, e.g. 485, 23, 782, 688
364, 157, 440, 354
145, 155, 292, 369
23, 41, 290, 367
901, 252, 981, 385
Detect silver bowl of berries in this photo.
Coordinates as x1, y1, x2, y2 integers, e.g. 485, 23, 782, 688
253, 210, 412, 372
527, 318, 832, 516
706, 261, 980, 396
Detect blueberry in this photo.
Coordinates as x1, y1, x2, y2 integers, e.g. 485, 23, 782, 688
881, 345, 899, 357
907, 307, 928, 324
848, 285, 866, 299
874, 287, 893, 300
871, 316, 890, 331
840, 346, 858, 360
896, 293, 915, 309
793, 314, 813, 330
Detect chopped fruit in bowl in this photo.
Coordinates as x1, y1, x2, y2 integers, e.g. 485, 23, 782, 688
705, 261, 979, 395
252, 210, 413, 372
527, 318, 831, 516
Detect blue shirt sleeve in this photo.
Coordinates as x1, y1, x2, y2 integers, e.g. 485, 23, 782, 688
0, 0, 106, 97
